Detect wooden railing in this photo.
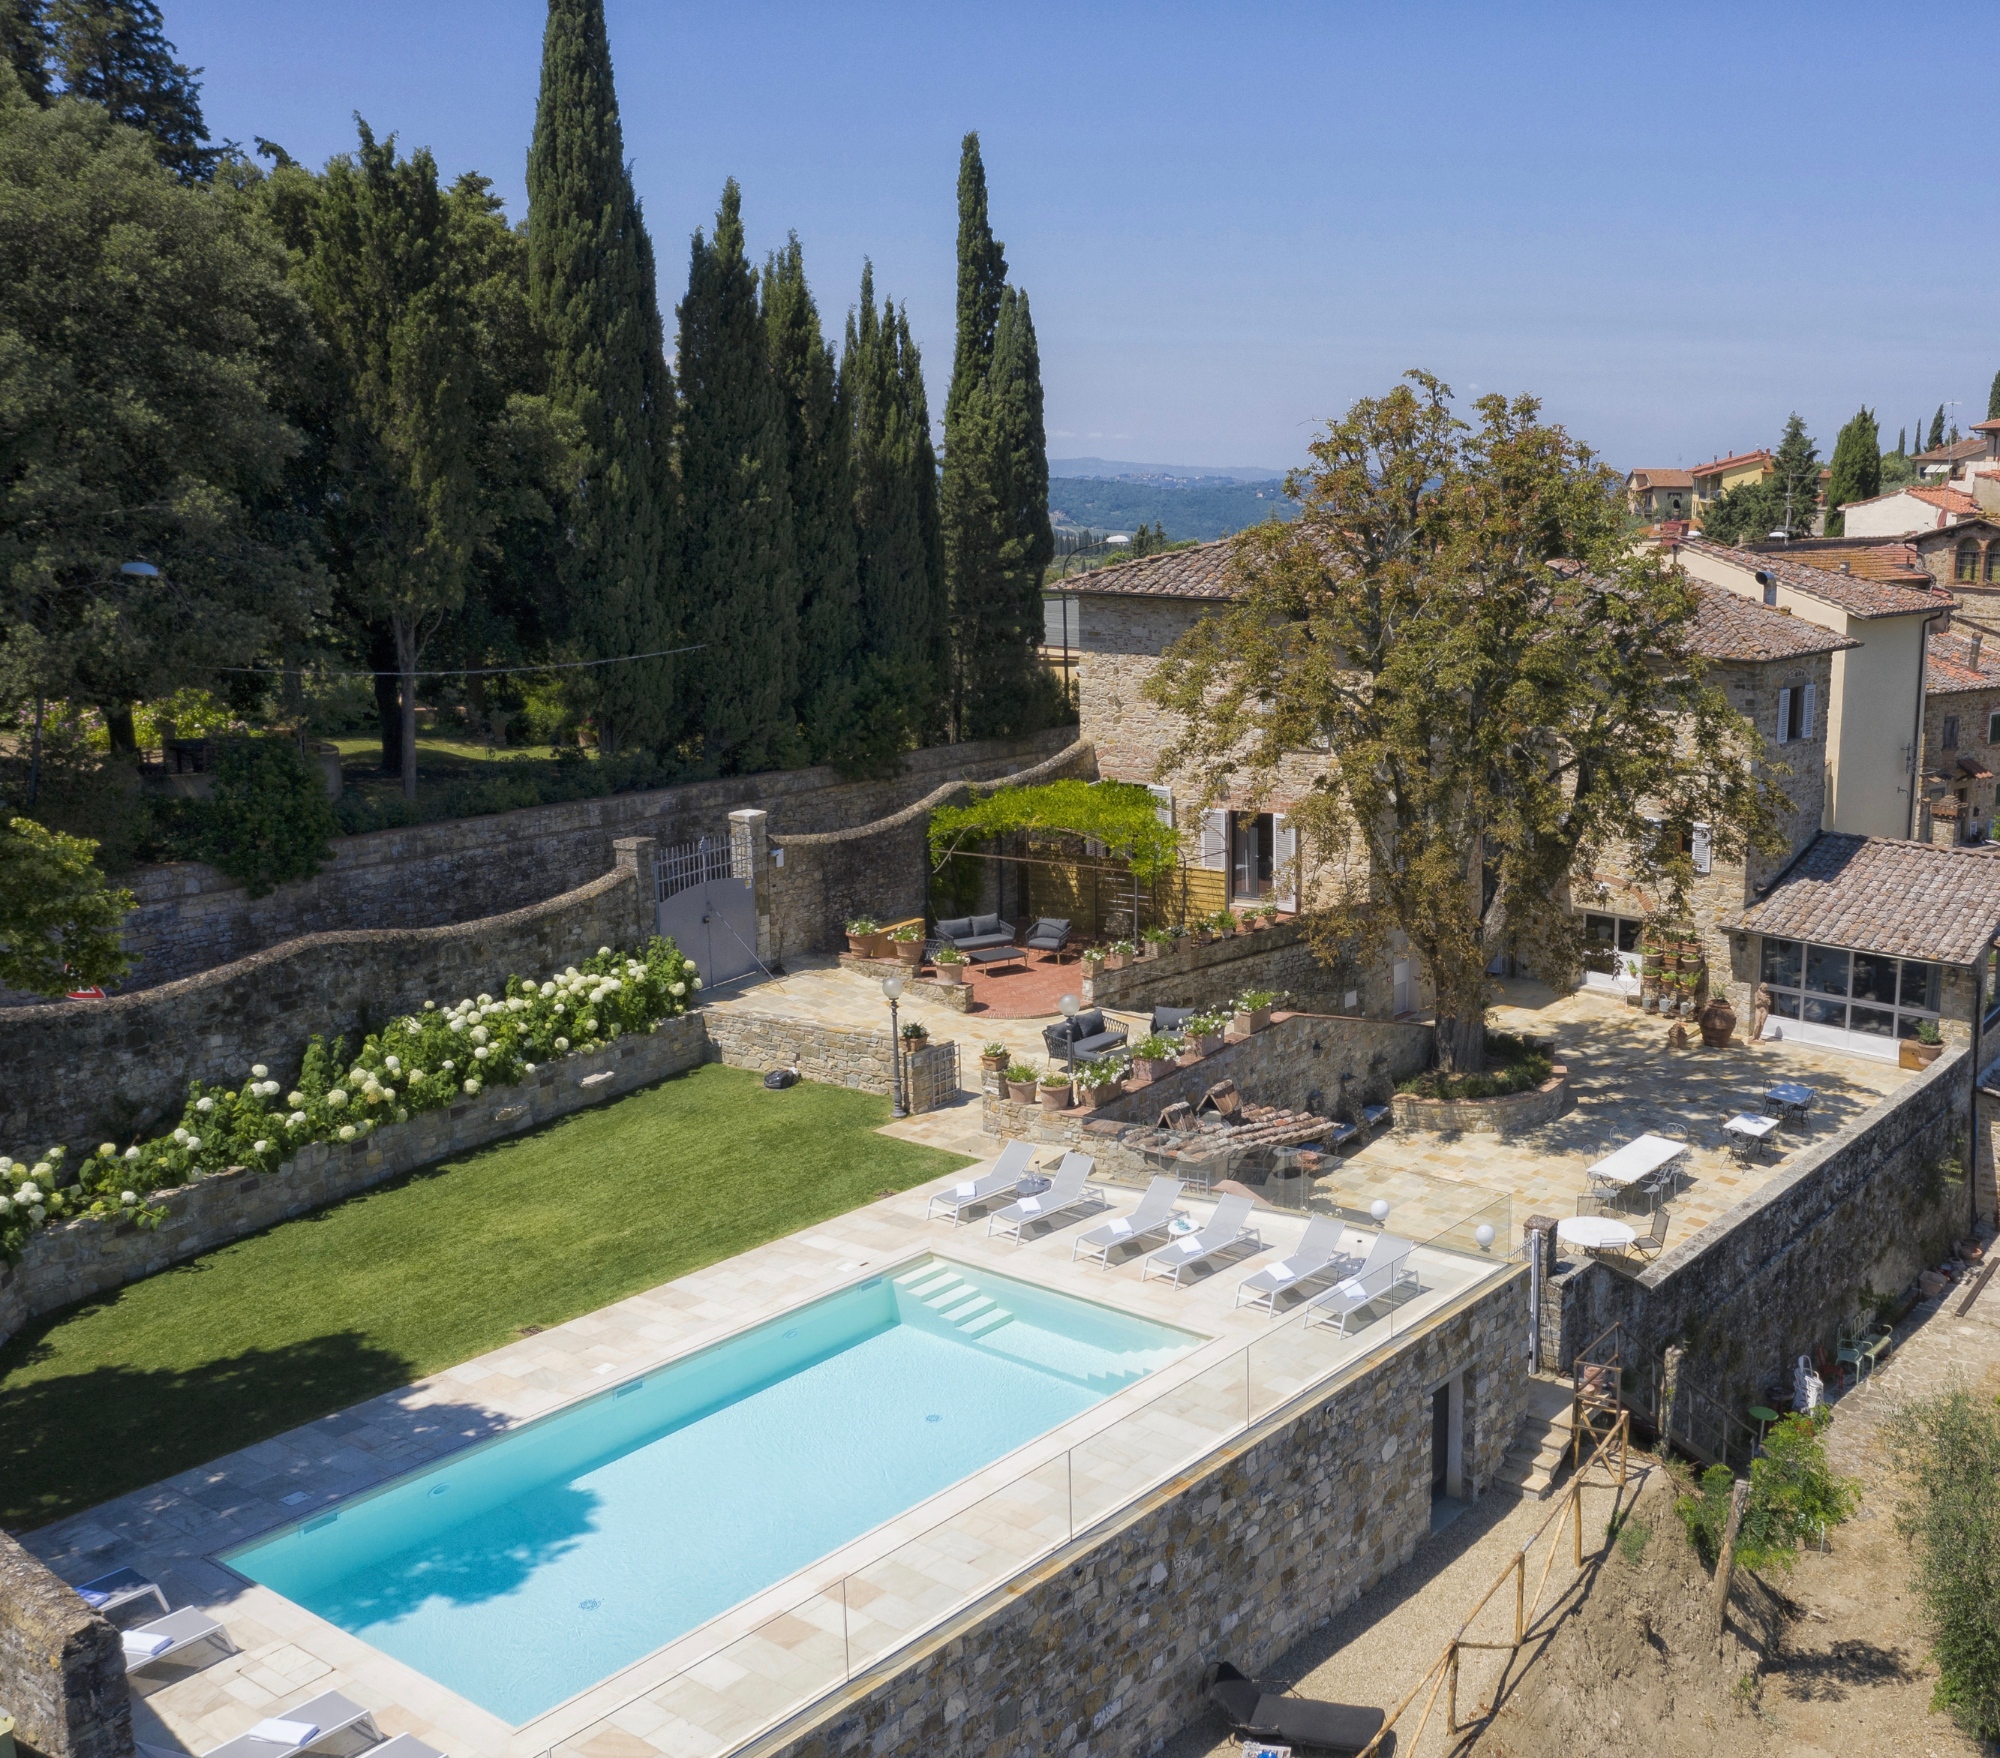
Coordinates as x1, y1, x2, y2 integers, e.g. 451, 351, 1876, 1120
1355, 1407, 1634, 1756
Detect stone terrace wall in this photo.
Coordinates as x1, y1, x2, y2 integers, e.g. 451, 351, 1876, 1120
766, 738, 1093, 961
1084, 920, 1358, 1015
704, 1010, 896, 1097
0, 851, 656, 1152
1546, 1047, 1970, 1405
761, 1269, 1526, 1758
99, 731, 1072, 992
0, 1530, 130, 1758
0, 1016, 709, 1350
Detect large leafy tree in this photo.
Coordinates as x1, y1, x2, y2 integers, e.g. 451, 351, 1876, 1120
678, 180, 799, 772
1823, 406, 1880, 537
1145, 374, 1786, 1072
0, 70, 317, 771
0, 814, 132, 993
526, 0, 677, 755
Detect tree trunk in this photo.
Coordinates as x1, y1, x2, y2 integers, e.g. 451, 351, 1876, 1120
393, 615, 420, 803
1435, 1013, 1486, 1074
1711, 1476, 1752, 1651
104, 705, 138, 755
370, 626, 402, 777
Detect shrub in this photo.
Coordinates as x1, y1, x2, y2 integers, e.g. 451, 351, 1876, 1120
1004, 1063, 1036, 1084
164, 737, 338, 898
1674, 1409, 1857, 1572
1396, 1030, 1553, 1102
1887, 1389, 2000, 1739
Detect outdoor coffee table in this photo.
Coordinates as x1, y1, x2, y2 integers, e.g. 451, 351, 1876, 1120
1765, 1082, 1817, 1127
963, 944, 1024, 975
1724, 1111, 1781, 1164
1585, 1133, 1688, 1209
1557, 1215, 1637, 1255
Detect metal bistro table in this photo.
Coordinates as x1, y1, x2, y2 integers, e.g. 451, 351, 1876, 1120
1585, 1133, 1689, 1210
1557, 1214, 1637, 1256
1765, 1082, 1817, 1129
1724, 1111, 1782, 1164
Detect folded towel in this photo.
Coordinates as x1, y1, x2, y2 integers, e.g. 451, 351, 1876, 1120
123, 1631, 175, 1659
1106, 1218, 1132, 1235
1269, 1265, 1298, 1283
1177, 1238, 1202, 1256
247, 1720, 318, 1746
1019, 1197, 1042, 1214
1335, 1277, 1363, 1298
81, 1587, 112, 1606
953, 1181, 977, 1197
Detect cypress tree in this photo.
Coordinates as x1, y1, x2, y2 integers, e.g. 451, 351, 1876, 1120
1990, 371, 2000, 422
1, 0, 49, 101
1824, 406, 1879, 538
1897, 427, 1907, 456
1930, 405, 1946, 451
45, 0, 211, 178
764, 232, 861, 762
897, 300, 948, 737
526, 0, 677, 755
941, 132, 1058, 740
678, 179, 799, 772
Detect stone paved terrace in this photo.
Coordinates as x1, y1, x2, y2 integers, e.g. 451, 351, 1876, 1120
30, 1164, 1512, 1758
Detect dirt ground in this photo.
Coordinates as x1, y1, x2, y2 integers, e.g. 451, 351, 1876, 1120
1163, 1271, 2000, 1758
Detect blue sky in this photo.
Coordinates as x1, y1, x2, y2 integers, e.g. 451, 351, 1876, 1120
175, 1, 1995, 474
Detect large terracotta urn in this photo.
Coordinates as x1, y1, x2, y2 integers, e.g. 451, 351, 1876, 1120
1698, 993, 1737, 1048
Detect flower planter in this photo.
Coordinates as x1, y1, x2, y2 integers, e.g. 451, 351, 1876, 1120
980, 1052, 1009, 1074
1237, 1007, 1272, 1033
1175, 1045, 1206, 1068
893, 940, 925, 966
935, 965, 965, 987
1037, 1084, 1074, 1112
1102, 952, 1128, 971
1191, 1031, 1222, 1056
1697, 996, 1736, 1048
846, 933, 876, 957
1007, 1078, 1038, 1103
1075, 1082, 1115, 1109
1900, 1040, 1945, 1069
1129, 1056, 1172, 1084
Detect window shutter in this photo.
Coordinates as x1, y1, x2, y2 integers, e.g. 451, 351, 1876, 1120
1801, 682, 1815, 738
1199, 810, 1227, 870
1776, 687, 1792, 745
1145, 783, 1173, 827
1691, 822, 1712, 875
1272, 813, 1300, 909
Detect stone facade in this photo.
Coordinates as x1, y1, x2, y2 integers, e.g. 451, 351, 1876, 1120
0, 1530, 130, 1758
1543, 1046, 1969, 1407
0, 1016, 710, 1349
0, 854, 658, 1152
759, 1268, 1526, 1758
72, 733, 1073, 996
703, 1009, 900, 1099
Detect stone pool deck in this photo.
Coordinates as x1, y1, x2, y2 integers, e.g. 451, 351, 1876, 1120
30, 1159, 1511, 1758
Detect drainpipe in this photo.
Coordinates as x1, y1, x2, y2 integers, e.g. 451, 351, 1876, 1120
1910, 598, 1951, 839
1973, 944, 1989, 1237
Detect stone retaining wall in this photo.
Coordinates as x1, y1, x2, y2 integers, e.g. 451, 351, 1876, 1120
0, 1016, 710, 1350
0, 851, 660, 1153
757, 1268, 1527, 1758
1544, 1047, 1971, 1406
704, 1009, 899, 1098
0, 1530, 129, 1758
1082, 920, 1343, 1014
1391, 1068, 1572, 1136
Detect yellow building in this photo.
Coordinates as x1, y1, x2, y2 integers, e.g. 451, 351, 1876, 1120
1690, 449, 1774, 523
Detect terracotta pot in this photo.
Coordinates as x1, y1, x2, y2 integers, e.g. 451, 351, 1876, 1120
894, 938, 924, 966
1037, 1083, 1073, 1111
1077, 1081, 1115, 1109
1901, 1040, 1945, 1069
1192, 1032, 1223, 1056
1176, 1045, 1206, 1068
1697, 995, 1736, 1048
1238, 1008, 1272, 1033
846, 933, 876, 956
1006, 1078, 1037, 1103
1236, 922, 1255, 936
1130, 1056, 1171, 1083
1103, 951, 1128, 971
980, 1052, 1008, 1074
935, 964, 965, 986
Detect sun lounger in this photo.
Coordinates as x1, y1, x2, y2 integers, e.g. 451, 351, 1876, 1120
1234, 1216, 1353, 1315
365, 1741, 442, 1758
1305, 1232, 1416, 1334
986, 1152, 1104, 1241
122, 1607, 232, 1675
1140, 1193, 1262, 1286
927, 1140, 1037, 1223
1072, 1176, 1182, 1267
75, 1565, 169, 1621
201, 1692, 381, 1758
1207, 1661, 1387, 1756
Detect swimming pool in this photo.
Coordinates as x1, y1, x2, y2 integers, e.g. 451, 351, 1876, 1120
226, 1258, 1196, 1724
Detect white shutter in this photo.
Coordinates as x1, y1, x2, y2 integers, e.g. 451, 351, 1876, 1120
1800, 682, 1816, 737
1776, 687, 1792, 745
1199, 809, 1227, 870
1272, 812, 1300, 909
1691, 822, 1712, 875
1145, 783, 1173, 827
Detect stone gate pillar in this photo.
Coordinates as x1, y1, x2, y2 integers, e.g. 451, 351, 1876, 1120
729, 809, 772, 963
610, 836, 658, 946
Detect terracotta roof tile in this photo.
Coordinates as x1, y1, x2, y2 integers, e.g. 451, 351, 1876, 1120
1691, 449, 1773, 478
1909, 485, 1981, 516
1628, 468, 1693, 489
1927, 628, 2000, 693
1733, 833, 2000, 964
1677, 535, 1951, 619
1915, 437, 1987, 464
1065, 539, 1239, 600
1687, 583, 1857, 662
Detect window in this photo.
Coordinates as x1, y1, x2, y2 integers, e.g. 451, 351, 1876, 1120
1988, 547, 2000, 584
1776, 684, 1815, 744
1944, 716, 1961, 750
1583, 912, 1641, 952
1959, 541, 1981, 583
1759, 937, 1943, 1041
1990, 711, 2000, 745
1690, 822, 1712, 875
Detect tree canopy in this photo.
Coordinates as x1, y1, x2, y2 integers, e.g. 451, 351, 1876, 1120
1144, 373, 1787, 1071
1699, 414, 1821, 545
0, 814, 132, 992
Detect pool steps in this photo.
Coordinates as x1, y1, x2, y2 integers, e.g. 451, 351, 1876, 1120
892, 1264, 1184, 1383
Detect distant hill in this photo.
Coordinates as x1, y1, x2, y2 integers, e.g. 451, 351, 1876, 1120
1047, 475, 1299, 543
1049, 456, 1288, 484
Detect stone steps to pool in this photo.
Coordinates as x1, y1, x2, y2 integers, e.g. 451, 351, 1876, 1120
897, 1266, 1018, 1338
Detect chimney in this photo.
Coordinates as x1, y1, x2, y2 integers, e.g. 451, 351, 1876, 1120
1974, 632, 1985, 671
1839, 560, 1852, 573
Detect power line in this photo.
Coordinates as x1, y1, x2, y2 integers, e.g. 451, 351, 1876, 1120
203, 644, 706, 683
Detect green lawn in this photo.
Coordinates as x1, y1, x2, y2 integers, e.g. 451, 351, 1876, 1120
0, 1065, 971, 1530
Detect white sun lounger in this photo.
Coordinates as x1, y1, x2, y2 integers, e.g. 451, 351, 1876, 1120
75, 1565, 169, 1621
1234, 1216, 1354, 1315
1072, 1176, 1183, 1267
1140, 1193, 1263, 1286
1305, 1232, 1417, 1334
201, 1691, 381, 1758
122, 1607, 233, 1675
986, 1151, 1105, 1241
927, 1140, 1037, 1223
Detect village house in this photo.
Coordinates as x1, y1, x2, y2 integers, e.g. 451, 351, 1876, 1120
1624, 467, 1692, 522
1837, 481, 1983, 538
1919, 623, 2000, 845
1690, 448, 1773, 523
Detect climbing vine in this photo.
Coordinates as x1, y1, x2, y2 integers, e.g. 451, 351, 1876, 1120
927, 780, 1183, 882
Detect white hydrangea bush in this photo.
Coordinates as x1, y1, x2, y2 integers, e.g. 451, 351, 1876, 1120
0, 938, 701, 1260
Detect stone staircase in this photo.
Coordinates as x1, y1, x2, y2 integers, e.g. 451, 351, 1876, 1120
1492, 1375, 1579, 1499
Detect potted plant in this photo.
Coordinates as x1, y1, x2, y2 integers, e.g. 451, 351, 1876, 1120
889, 922, 926, 966
1081, 946, 1107, 973
1233, 990, 1278, 1033
901, 1019, 929, 1049
1005, 1063, 1039, 1103
1902, 1018, 1946, 1069
1142, 926, 1174, 959
1103, 938, 1135, 971
1185, 1010, 1226, 1055
1074, 1059, 1124, 1108
1037, 1067, 1075, 1112
933, 945, 967, 986
979, 1041, 1009, 1074
1210, 909, 1239, 939
845, 916, 881, 957
1128, 1034, 1175, 1083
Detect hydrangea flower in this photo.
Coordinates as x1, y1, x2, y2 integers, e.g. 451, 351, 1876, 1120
252, 1141, 269, 1155
555, 1037, 570, 1052
97, 1143, 116, 1158
471, 1026, 489, 1045
338, 1125, 356, 1142
288, 1090, 306, 1108
327, 1090, 348, 1108
463, 1078, 480, 1095
121, 1190, 138, 1205
288, 1111, 307, 1127
441, 1059, 456, 1073
196, 1097, 215, 1113
473, 1045, 489, 1060
124, 1146, 141, 1162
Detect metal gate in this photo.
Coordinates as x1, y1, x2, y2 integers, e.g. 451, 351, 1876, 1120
655, 833, 760, 988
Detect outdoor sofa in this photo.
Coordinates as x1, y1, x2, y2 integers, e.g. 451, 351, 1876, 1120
933, 913, 1016, 953
1042, 1007, 1129, 1063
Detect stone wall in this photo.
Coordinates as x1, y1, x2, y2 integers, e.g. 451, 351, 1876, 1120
1083, 920, 1363, 1015
1543, 1046, 1969, 1407
1390, 1067, 1572, 1136
0, 850, 659, 1152
0, 1016, 710, 1350
92, 733, 1073, 993
759, 1268, 1526, 1758
703, 1009, 899, 1098
765, 738, 1094, 961
0, 1530, 130, 1758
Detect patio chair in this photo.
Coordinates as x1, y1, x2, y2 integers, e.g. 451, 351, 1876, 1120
74, 1565, 169, 1623
1206, 1661, 1386, 1757
1836, 1326, 1892, 1389
1024, 917, 1073, 962
1234, 1216, 1353, 1315
926, 1140, 1038, 1223
1074, 1176, 1183, 1267
122, 1608, 232, 1676
986, 1152, 1105, 1242
1622, 1207, 1671, 1264
1140, 1193, 1262, 1286
1305, 1232, 1416, 1334
200, 1692, 380, 1758
1041, 1008, 1129, 1065
932, 913, 1016, 953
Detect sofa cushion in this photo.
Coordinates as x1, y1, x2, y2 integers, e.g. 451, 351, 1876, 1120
970, 912, 1004, 937
1074, 1028, 1127, 1056
935, 916, 973, 941
1153, 1006, 1196, 1034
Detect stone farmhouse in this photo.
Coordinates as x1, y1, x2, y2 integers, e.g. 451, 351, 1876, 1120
1920, 623, 2000, 845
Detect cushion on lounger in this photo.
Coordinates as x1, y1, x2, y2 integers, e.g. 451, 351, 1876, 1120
123, 1632, 175, 1660
247, 1722, 318, 1747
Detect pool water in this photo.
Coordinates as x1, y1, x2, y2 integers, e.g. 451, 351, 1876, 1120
226, 1258, 1195, 1724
